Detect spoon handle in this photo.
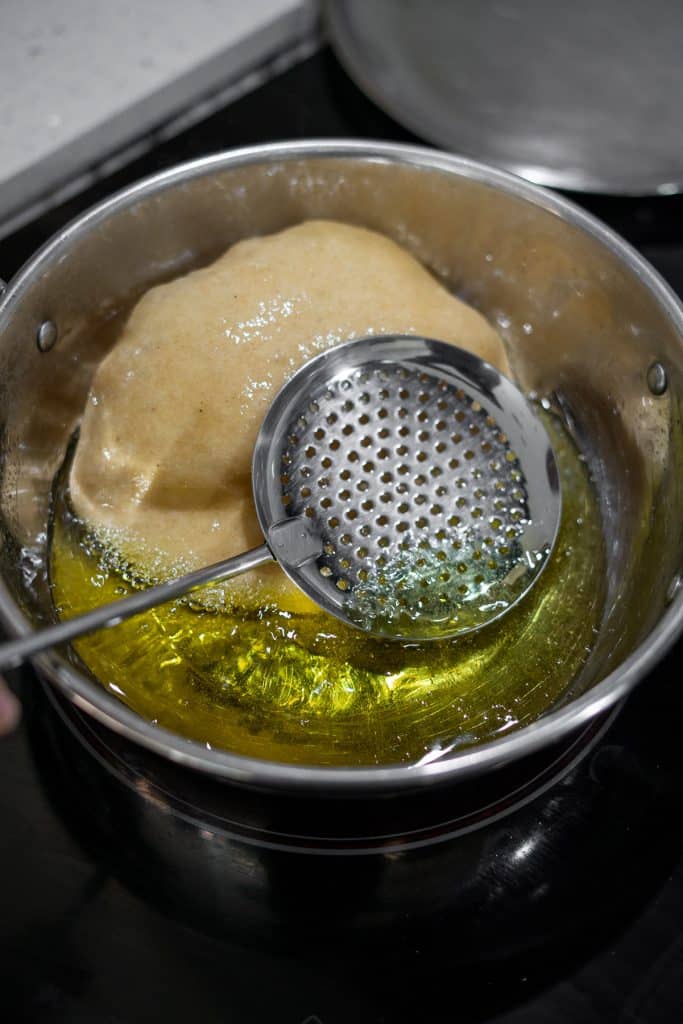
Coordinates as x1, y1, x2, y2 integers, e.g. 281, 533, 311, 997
0, 544, 272, 671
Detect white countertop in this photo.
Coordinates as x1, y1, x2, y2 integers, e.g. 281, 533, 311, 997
0, 0, 317, 231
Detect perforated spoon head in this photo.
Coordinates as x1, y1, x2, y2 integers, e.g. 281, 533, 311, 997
252, 336, 561, 641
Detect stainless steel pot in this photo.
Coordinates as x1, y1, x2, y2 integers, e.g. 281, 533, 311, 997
1, 141, 682, 797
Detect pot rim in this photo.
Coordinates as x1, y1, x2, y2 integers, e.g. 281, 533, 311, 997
1, 139, 682, 792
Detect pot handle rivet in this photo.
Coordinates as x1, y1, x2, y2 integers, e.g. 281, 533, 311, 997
0, 277, 7, 298
647, 360, 668, 396
37, 319, 59, 353
667, 574, 682, 604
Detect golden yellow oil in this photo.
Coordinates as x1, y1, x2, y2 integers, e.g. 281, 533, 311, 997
49, 413, 604, 766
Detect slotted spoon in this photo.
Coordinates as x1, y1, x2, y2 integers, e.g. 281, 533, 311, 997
0, 335, 561, 670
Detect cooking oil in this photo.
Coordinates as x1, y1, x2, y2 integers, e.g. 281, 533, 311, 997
48, 412, 605, 766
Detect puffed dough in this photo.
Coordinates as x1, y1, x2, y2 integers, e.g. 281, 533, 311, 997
70, 221, 508, 592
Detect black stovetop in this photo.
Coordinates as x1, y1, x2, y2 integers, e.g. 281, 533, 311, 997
2, 47, 683, 1024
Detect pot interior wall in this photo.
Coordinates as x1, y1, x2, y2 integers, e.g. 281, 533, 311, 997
1, 153, 681, 706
